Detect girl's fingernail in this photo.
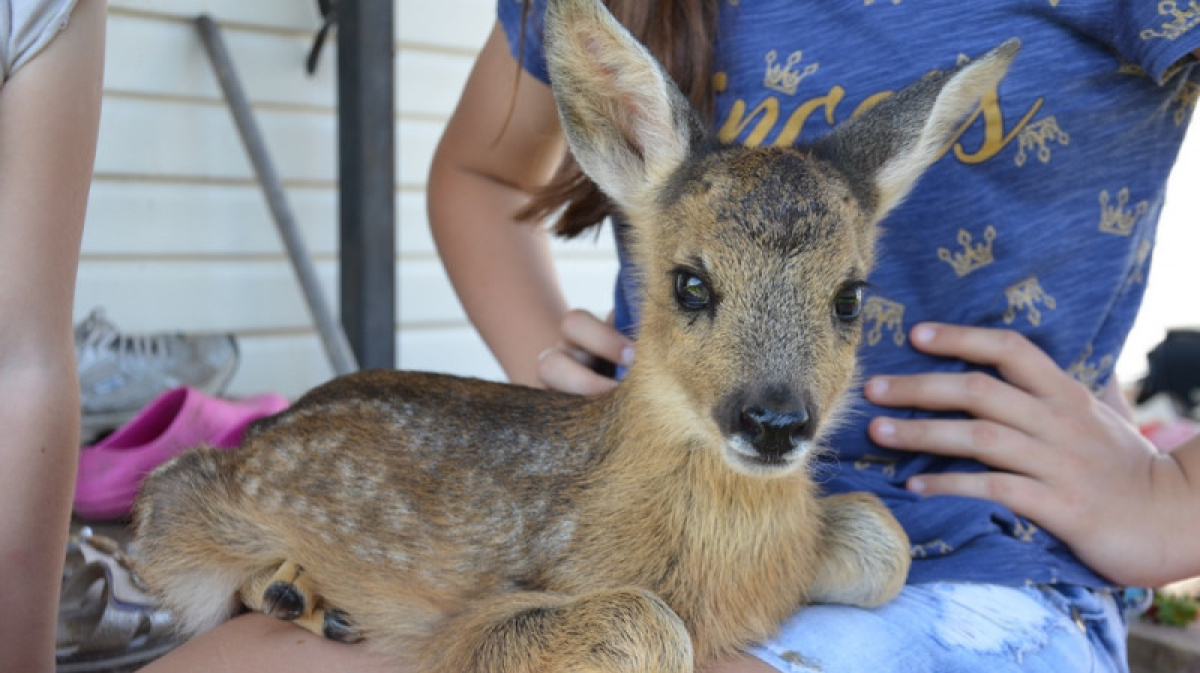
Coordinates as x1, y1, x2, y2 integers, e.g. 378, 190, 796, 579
621, 345, 636, 366
909, 477, 927, 494
875, 419, 896, 440
913, 324, 936, 344
866, 377, 889, 397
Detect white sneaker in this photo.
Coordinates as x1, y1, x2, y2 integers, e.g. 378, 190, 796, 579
76, 309, 239, 440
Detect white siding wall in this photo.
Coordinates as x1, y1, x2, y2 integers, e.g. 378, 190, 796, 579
76, 1, 1194, 399
77, 1, 618, 400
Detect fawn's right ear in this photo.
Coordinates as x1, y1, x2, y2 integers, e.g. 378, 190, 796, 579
543, 0, 706, 213
813, 39, 1020, 224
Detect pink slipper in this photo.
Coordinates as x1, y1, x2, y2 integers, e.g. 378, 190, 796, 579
74, 387, 289, 521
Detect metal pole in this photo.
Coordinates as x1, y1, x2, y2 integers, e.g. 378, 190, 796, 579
336, 0, 396, 370
195, 14, 359, 377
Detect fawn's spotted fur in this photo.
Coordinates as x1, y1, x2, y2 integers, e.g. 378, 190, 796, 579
133, 1, 1017, 670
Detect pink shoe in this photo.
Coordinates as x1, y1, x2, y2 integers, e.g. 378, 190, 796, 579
74, 387, 289, 521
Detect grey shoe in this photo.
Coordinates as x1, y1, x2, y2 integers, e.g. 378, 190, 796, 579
76, 309, 240, 440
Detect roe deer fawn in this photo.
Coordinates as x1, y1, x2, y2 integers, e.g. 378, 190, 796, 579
133, 0, 1018, 669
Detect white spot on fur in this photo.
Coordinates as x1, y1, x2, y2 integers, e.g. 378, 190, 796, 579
242, 476, 261, 496
164, 569, 242, 636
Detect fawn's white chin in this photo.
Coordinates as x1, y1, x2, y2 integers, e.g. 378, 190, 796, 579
723, 436, 812, 477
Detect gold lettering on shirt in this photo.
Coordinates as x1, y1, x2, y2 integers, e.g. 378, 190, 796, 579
718, 96, 781, 147
717, 61, 1038, 165
939, 87, 1042, 164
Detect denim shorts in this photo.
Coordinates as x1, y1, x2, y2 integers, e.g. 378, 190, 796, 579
748, 583, 1128, 673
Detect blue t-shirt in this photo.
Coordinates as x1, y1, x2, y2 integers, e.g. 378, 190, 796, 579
499, 0, 1200, 589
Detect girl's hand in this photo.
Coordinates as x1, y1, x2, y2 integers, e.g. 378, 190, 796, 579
537, 309, 634, 395
864, 322, 1200, 587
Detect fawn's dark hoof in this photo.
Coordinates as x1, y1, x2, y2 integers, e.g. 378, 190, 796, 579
262, 580, 306, 620
323, 609, 364, 643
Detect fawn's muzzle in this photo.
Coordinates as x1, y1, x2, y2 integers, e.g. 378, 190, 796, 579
738, 406, 811, 459
719, 384, 816, 466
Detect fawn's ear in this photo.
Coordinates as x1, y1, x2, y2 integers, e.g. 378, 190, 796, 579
814, 39, 1020, 223
543, 0, 706, 212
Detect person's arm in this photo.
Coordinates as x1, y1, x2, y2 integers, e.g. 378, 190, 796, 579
428, 23, 631, 394
428, 23, 571, 388
865, 323, 1200, 588
0, 1, 105, 671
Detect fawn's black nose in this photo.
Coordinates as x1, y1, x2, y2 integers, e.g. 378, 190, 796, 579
737, 406, 811, 458
719, 384, 815, 460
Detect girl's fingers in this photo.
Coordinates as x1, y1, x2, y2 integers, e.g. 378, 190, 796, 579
907, 323, 1076, 401
537, 346, 619, 395
905, 470, 1049, 524
865, 371, 1046, 438
560, 309, 634, 369
870, 416, 1038, 475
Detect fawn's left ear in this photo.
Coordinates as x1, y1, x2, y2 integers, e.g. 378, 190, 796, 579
813, 39, 1021, 223
543, 0, 707, 213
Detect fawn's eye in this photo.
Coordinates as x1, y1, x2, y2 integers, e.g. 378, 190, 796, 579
834, 283, 864, 321
673, 271, 712, 312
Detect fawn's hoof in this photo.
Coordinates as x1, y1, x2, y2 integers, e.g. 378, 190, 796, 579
262, 580, 307, 620
322, 609, 363, 643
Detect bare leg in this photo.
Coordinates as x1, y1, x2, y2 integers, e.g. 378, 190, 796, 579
138, 612, 393, 673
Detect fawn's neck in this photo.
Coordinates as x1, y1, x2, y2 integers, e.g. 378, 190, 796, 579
583, 375, 824, 662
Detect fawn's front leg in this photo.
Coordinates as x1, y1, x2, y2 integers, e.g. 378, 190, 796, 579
423, 587, 693, 673
806, 493, 911, 607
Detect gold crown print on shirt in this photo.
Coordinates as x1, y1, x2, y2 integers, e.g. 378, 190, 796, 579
1142, 1, 1200, 41
863, 296, 907, 347
1098, 188, 1149, 237
1003, 277, 1056, 327
1015, 116, 1069, 166
1067, 344, 1116, 393
1172, 81, 1199, 125
763, 50, 819, 96
938, 226, 996, 277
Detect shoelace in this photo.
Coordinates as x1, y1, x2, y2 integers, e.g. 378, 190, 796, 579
77, 312, 177, 365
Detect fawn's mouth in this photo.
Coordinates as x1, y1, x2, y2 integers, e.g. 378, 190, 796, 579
724, 436, 812, 476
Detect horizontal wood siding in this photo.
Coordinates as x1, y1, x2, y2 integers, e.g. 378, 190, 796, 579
81, 1, 618, 400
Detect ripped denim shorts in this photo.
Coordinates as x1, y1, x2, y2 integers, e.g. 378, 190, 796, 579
749, 582, 1128, 673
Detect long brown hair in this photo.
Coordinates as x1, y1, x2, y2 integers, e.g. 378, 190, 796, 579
514, 0, 721, 238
